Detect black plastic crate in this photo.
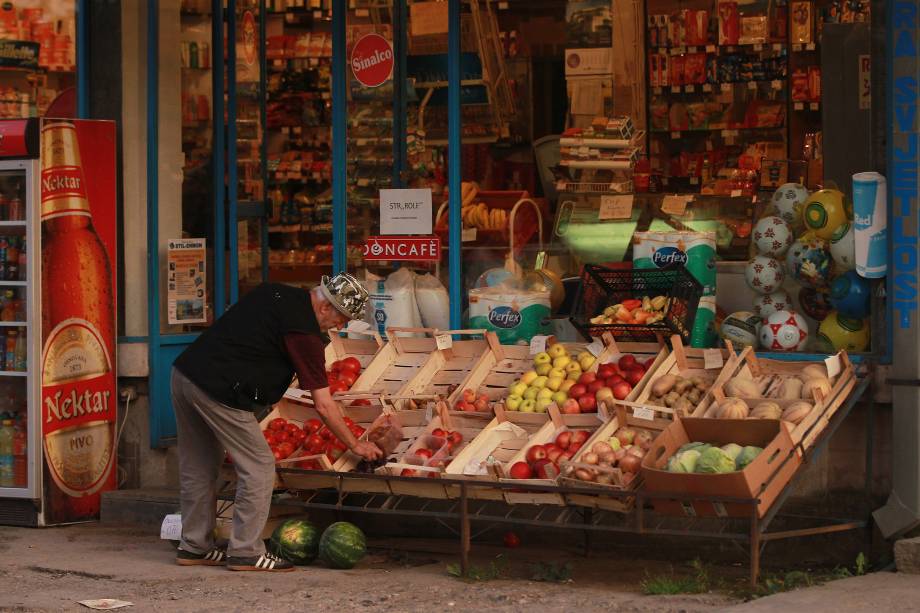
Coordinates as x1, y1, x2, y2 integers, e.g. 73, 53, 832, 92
570, 264, 703, 343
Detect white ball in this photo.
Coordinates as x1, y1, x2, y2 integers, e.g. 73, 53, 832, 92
720, 311, 761, 348
829, 222, 856, 271
771, 183, 809, 231
753, 215, 793, 257
759, 310, 810, 351
753, 290, 793, 318
745, 255, 785, 294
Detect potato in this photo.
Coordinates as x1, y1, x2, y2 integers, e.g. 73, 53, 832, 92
777, 377, 804, 400
802, 377, 831, 400
726, 377, 761, 399
673, 396, 693, 414
687, 388, 702, 404
651, 374, 678, 397
674, 378, 692, 394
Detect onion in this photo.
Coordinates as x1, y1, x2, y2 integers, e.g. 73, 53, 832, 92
627, 446, 646, 459
634, 430, 654, 450
592, 441, 613, 456
615, 427, 636, 446
582, 452, 599, 465
619, 453, 642, 474
614, 448, 627, 461
596, 473, 613, 485
598, 451, 616, 465
574, 468, 596, 482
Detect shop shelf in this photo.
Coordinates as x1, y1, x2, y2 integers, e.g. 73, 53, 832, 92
0, 371, 26, 377
0, 322, 26, 327
0, 281, 25, 287
0, 221, 25, 227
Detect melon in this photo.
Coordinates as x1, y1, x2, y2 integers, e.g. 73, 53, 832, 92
319, 522, 367, 569
269, 519, 320, 565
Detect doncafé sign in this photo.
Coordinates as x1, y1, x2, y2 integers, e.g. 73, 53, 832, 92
363, 236, 441, 261
350, 33, 394, 88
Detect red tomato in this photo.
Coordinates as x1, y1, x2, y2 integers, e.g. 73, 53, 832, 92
503, 531, 521, 548
337, 371, 357, 387
268, 418, 287, 431
298, 459, 318, 470
319, 427, 334, 440
262, 431, 277, 445
292, 429, 307, 444
329, 380, 349, 394
274, 430, 291, 443
431, 428, 447, 438
306, 433, 324, 451
330, 360, 343, 373
339, 356, 362, 373
277, 441, 295, 458
352, 425, 366, 437
415, 448, 434, 459
305, 418, 323, 433
343, 417, 355, 426
271, 448, 284, 462
350, 399, 371, 406
285, 422, 301, 434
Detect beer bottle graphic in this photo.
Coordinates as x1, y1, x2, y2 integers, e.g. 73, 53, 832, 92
40, 121, 116, 520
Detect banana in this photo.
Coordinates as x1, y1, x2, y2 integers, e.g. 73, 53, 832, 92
462, 183, 479, 206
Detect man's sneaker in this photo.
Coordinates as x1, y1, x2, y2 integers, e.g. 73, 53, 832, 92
226, 551, 294, 572
176, 547, 227, 566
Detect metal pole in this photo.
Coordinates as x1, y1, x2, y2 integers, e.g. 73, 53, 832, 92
227, 3, 239, 304
460, 481, 470, 577
145, 0, 160, 444
750, 506, 761, 589
76, 0, 89, 118
447, 0, 462, 328
392, 1, 408, 188
260, 0, 269, 282
331, 1, 347, 274
212, 0, 227, 316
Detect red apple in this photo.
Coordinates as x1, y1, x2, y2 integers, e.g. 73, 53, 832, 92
568, 442, 583, 454
571, 430, 590, 445
597, 364, 618, 380
473, 396, 489, 411
578, 395, 597, 412
561, 398, 581, 414
568, 384, 588, 399
431, 428, 447, 438
455, 400, 475, 412
619, 354, 637, 370
543, 443, 559, 454
578, 372, 597, 386
612, 380, 633, 400
532, 458, 558, 479
587, 380, 606, 394
525, 444, 547, 464
615, 427, 636, 446
509, 461, 533, 479
401, 468, 419, 477
561, 450, 575, 460
644, 357, 657, 369
624, 368, 644, 386
462, 388, 476, 403
546, 447, 564, 463
555, 431, 572, 449
448, 431, 464, 447
415, 448, 434, 459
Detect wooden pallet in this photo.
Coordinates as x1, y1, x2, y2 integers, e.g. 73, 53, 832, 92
694, 347, 857, 451
498, 404, 606, 506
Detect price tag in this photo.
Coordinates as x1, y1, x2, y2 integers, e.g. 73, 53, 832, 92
435, 334, 453, 351
793, 43, 803, 52
810, 102, 819, 111
529, 335, 549, 355
313, 10, 323, 18
706, 45, 717, 53
688, 46, 699, 53
597, 402, 611, 422
825, 354, 842, 378
661, 194, 692, 216
653, 87, 663, 95
671, 85, 681, 93
586, 339, 605, 357
807, 43, 816, 51
160, 513, 182, 541
773, 43, 784, 52
794, 102, 805, 111
685, 85, 695, 93
461, 227, 477, 242
598, 194, 633, 220
690, 177, 699, 185
771, 80, 783, 90
356, 8, 370, 17
704, 348, 724, 370
671, 131, 681, 139
346, 319, 372, 333
498, 0, 509, 8
702, 84, 713, 92
633, 406, 656, 421
748, 81, 757, 90
753, 43, 763, 51
721, 83, 732, 92
730, 189, 743, 198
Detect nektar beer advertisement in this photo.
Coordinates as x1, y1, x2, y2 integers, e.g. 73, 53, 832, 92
40, 120, 117, 522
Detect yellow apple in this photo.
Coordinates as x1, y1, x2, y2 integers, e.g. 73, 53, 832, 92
565, 361, 582, 377
546, 376, 564, 391
535, 397, 554, 413
509, 382, 528, 397
523, 387, 539, 400
533, 352, 552, 366
547, 343, 568, 360
537, 387, 554, 400
576, 351, 594, 363
579, 355, 596, 371
552, 355, 571, 370
548, 367, 566, 380
535, 363, 552, 376
520, 399, 536, 413
551, 391, 567, 405
532, 375, 548, 389
560, 379, 576, 393
520, 370, 539, 385
505, 394, 523, 410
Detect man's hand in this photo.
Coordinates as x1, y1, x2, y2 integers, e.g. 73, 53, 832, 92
350, 440, 383, 461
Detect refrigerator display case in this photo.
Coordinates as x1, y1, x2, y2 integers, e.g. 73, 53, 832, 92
0, 118, 117, 526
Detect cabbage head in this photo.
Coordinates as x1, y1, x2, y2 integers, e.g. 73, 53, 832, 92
668, 449, 701, 473
736, 446, 763, 470
678, 441, 710, 455
720, 443, 743, 463
695, 447, 736, 473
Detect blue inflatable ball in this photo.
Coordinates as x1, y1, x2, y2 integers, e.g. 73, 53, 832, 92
829, 270, 871, 319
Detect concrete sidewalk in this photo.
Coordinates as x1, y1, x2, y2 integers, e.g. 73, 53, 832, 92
726, 572, 920, 612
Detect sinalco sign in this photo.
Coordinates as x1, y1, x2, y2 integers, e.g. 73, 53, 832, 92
350, 33, 394, 88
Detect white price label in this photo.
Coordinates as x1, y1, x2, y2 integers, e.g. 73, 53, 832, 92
703, 84, 713, 92
662, 194, 693, 216
706, 45, 717, 53
586, 339, 605, 357
346, 320, 372, 333
721, 83, 732, 92
825, 354, 842, 378
633, 406, 656, 421
704, 348, 724, 370
160, 513, 183, 541
730, 189, 743, 198
671, 85, 681, 93
753, 43, 763, 51
671, 131, 681, 139
597, 402, 611, 422
529, 335, 549, 355
685, 85, 695, 93
748, 81, 757, 90
425, 403, 433, 422
435, 334, 453, 351
461, 227, 478, 242
598, 194, 633, 220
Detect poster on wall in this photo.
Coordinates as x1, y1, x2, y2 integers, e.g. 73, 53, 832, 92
167, 238, 207, 325
40, 119, 118, 524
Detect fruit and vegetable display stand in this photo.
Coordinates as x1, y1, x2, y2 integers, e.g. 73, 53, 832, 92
217, 333, 872, 587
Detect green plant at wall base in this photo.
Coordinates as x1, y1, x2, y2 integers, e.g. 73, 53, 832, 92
446, 556, 506, 582
641, 558, 713, 595
528, 561, 573, 583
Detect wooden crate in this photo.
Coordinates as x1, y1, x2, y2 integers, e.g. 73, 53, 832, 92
498, 405, 605, 506
693, 348, 857, 451
399, 330, 502, 412
344, 327, 439, 398
443, 404, 547, 501
559, 400, 670, 513
630, 336, 742, 419
287, 326, 385, 397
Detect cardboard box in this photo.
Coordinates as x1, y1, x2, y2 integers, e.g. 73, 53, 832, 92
640, 417, 800, 518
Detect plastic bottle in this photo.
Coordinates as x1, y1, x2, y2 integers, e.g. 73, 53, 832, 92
0, 419, 13, 487
12, 415, 25, 487
14, 328, 25, 371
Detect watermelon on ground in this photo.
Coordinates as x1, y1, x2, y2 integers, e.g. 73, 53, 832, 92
319, 522, 367, 569
269, 519, 320, 565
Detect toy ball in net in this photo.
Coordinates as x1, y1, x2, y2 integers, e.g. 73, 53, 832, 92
829, 270, 871, 319
753, 290, 793, 318
759, 309, 810, 352
802, 189, 850, 240
770, 183, 809, 231
815, 311, 870, 353
745, 255, 785, 294
752, 215, 793, 257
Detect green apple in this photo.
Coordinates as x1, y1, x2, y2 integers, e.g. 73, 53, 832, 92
520, 399, 536, 413
533, 352, 552, 366
505, 394, 523, 411
537, 387, 554, 400
535, 397, 554, 413
546, 376, 564, 392
523, 387, 539, 401
560, 379, 576, 394
551, 391, 567, 405
532, 375, 548, 389
535, 363, 552, 376
520, 370, 539, 385
547, 343, 568, 360
608, 437, 621, 451
579, 354, 596, 371
548, 367, 566, 380
509, 382, 528, 397
552, 355, 571, 370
